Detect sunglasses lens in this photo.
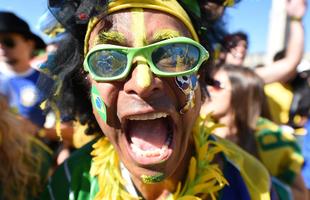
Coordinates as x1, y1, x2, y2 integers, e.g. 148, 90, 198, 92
152, 43, 200, 74
88, 50, 127, 78
0, 38, 15, 48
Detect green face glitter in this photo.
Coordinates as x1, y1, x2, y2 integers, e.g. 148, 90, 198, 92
141, 173, 165, 184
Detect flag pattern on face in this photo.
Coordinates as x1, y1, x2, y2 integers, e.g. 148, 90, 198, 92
176, 74, 198, 114
175, 74, 198, 95
91, 86, 107, 123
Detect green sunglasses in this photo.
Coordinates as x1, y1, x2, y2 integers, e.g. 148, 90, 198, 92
83, 37, 209, 81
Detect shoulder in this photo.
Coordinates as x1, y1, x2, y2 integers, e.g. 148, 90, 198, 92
56, 137, 98, 173
255, 118, 303, 184
41, 137, 100, 200
255, 118, 301, 153
264, 82, 292, 94
215, 136, 271, 200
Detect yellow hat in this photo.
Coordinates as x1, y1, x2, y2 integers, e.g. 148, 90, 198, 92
84, 0, 198, 53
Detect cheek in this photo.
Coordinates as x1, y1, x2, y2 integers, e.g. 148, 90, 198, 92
93, 82, 120, 106
91, 80, 122, 127
206, 88, 230, 115
221, 94, 231, 112
216, 92, 231, 116
20, 42, 34, 58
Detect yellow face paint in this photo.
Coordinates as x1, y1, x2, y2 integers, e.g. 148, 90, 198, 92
134, 56, 152, 88
153, 29, 181, 41
94, 31, 126, 46
131, 8, 146, 47
130, 8, 153, 88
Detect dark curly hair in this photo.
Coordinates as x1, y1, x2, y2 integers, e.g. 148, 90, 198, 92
222, 31, 248, 52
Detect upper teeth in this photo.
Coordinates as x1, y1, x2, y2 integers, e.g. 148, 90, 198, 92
128, 112, 168, 120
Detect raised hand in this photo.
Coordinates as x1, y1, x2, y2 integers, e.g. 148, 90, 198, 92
286, 0, 307, 20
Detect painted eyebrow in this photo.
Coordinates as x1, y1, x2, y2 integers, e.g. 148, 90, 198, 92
94, 31, 126, 45
152, 29, 181, 43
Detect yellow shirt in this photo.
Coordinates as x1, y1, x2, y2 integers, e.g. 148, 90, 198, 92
264, 82, 293, 124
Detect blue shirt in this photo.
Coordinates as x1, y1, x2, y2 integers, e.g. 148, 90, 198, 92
1, 68, 51, 127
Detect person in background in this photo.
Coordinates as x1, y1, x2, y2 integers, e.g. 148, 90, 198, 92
0, 94, 53, 200
201, 64, 307, 200
0, 11, 74, 165
268, 50, 310, 199
0, 11, 47, 133
40, 0, 273, 199
219, 0, 306, 85
222, 31, 248, 66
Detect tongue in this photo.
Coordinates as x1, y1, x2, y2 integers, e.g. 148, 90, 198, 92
128, 118, 168, 150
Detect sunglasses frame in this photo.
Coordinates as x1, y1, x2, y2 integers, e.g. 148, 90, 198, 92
84, 37, 209, 81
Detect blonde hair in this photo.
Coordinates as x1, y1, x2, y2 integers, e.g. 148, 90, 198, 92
0, 95, 42, 200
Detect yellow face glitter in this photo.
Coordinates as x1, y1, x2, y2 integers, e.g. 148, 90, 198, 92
130, 8, 152, 88
131, 8, 146, 47
94, 31, 126, 46
153, 29, 181, 41
134, 56, 153, 88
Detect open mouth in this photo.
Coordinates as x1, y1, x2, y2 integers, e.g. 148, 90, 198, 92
124, 112, 174, 165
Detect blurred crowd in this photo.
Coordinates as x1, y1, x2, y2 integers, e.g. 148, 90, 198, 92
0, 0, 309, 199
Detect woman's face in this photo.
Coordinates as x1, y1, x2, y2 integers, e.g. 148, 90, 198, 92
225, 40, 248, 66
201, 69, 232, 119
86, 9, 202, 183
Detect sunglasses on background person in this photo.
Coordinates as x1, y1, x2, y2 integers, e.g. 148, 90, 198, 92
205, 77, 225, 90
0, 37, 15, 48
84, 37, 209, 81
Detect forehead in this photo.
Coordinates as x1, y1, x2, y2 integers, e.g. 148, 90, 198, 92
0, 32, 23, 39
88, 9, 192, 48
236, 40, 247, 46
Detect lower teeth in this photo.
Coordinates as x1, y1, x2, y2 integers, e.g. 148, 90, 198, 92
131, 132, 172, 158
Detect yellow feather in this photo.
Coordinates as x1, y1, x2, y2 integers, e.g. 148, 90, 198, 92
177, 195, 201, 200
197, 143, 209, 161
173, 182, 182, 198
189, 181, 220, 195
188, 157, 197, 182
197, 173, 217, 184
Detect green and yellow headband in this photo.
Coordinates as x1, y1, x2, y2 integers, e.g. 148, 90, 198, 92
84, 0, 199, 54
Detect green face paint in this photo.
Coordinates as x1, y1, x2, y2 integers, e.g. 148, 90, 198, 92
141, 173, 165, 184
91, 86, 107, 123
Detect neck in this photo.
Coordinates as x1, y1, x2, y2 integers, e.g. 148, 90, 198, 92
11, 62, 31, 73
215, 112, 238, 144
131, 141, 194, 200
0, 61, 31, 74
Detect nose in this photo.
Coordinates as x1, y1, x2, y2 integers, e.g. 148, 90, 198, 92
123, 56, 163, 97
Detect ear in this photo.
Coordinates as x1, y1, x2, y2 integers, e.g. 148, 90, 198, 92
26, 39, 35, 50
25, 39, 38, 57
